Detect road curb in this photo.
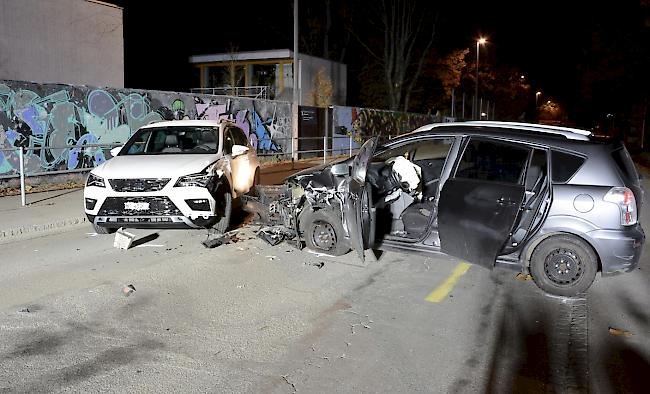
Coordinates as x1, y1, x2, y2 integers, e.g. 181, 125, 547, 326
0, 216, 88, 243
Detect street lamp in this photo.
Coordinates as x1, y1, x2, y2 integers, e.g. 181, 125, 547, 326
475, 37, 487, 119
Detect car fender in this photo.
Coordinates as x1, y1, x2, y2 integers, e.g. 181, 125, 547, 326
521, 215, 603, 270
212, 159, 235, 197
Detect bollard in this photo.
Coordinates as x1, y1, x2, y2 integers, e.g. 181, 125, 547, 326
19, 147, 25, 206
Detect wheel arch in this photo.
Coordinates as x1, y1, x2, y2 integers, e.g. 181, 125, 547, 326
522, 231, 602, 273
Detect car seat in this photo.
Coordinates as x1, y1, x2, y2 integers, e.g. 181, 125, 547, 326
162, 134, 182, 152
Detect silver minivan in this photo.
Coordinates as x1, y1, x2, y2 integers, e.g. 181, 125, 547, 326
275, 121, 645, 296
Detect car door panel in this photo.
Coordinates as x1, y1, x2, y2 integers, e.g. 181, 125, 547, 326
343, 137, 378, 262
438, 178, 525, 268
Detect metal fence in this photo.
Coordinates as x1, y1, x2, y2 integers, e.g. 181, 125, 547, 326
0, 134, 397, 206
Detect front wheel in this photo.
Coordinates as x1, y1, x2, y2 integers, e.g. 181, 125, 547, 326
212, 189, 232, 234
529, 235, 598, 297
92, 222, 116, 234
302, 210, 350, 256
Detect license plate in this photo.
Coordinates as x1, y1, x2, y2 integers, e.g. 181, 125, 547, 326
124, 202, 150, 211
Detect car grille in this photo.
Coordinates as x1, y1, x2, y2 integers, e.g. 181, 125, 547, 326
108, 178, 170, 192
98, 197, 182, 216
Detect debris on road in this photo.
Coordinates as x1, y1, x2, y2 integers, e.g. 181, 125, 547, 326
17, 308, 30, 313
515, 273, 533, 281
114, 228, 136, 250
122, 284, 136, 297
257, 225, 296, 246
202, 231, 244, 249
202, 236, 224, 249
266, 255, 277, 261
304, 261, 325, 269
608, 326, 633, 337
281, 375, 297, 393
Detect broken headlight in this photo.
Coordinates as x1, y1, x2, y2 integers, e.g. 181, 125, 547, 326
175, 172, 212, 187
86, 173, 105, 188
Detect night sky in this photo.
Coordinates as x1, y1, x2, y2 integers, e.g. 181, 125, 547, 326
110, 0, 648, 125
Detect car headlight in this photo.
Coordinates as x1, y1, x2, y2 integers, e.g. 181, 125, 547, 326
86, 173, 105, 188
175, 172, 212, 188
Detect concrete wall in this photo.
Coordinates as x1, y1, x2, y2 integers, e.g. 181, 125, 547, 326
0, 80, 292, 177
0, 0, 124, 88
299, 54, 347, 106
331, 106, 439, 154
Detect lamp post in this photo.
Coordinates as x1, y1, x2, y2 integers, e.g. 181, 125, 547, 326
475, 37, 487, 119
535, 91, 541, 122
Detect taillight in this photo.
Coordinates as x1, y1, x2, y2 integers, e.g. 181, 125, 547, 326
604, 187, 637, 226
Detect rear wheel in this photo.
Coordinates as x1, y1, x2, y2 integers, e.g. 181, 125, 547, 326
92, 223, 116, 234
529, 235, 598, 297
303, 209, 350, 256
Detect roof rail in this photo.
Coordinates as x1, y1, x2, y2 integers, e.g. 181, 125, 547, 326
464, 121, 591, 141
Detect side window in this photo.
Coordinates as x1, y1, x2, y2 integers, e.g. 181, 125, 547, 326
232, 127, 249, 147
551, 150, 585, 183
455, 139, 530, 184
412, 138, 454, 161
223, 128, 234, 155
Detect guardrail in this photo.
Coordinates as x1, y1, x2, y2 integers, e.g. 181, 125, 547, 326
0, 134, 397, 206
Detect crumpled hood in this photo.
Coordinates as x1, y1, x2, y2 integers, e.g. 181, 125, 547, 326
93, 154, 220, 179
287, 156, 351, 182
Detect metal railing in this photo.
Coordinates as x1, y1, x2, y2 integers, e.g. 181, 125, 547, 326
0, 134, 398, 206
190, 86, 270, 100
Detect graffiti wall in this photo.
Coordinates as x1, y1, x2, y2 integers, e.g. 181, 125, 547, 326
0, 80, 292, 177
331, 106, 438, 154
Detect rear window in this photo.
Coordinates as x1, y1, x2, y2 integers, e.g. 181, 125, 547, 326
611, 147, 640, 185
551, 150, 585, 183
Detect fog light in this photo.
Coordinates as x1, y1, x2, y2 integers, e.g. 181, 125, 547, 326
185, 199, 210, 211
85, 198, 97, 210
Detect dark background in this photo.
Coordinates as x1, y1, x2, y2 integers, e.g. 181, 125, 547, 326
108, 0, 650, 131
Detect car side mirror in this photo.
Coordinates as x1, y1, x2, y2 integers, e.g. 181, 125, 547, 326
110, 146, 123, 157
330, 163, 349, 176
231, 144, 249, 157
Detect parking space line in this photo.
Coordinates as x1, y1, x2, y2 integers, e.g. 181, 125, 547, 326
425, 262, 471, 303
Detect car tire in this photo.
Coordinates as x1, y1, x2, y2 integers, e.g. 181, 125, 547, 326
248, 168, 261, 197
302, 209, 350, 256
92, 223, 116, 234
529, 234, 598, 297
213, 189, 232, 234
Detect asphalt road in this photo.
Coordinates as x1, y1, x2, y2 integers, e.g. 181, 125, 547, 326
0, 192, 649, 393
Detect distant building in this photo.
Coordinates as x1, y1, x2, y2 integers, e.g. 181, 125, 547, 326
189, 49, 347, 106
0, 0, 124, 87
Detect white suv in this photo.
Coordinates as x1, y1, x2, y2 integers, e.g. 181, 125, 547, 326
84, 119, 260, 234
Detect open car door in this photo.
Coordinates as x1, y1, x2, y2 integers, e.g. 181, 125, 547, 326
437, 138, 529, 268
344, 137, 378, 262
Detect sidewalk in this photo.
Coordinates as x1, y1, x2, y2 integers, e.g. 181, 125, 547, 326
0, 189, 87, 244
0, 156, 345, 244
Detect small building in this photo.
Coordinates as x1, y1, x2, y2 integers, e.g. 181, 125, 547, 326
0, 0, 124, 88
189, 49, 347, 106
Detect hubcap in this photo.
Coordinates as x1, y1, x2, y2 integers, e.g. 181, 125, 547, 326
311, 221, 336, 251
544, 248, 583, 285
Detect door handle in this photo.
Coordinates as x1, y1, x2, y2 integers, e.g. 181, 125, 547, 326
496, 197, 517, 206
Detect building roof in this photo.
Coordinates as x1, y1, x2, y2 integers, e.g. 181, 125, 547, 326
189, 49, 294, 64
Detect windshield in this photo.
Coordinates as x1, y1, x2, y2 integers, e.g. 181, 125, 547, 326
120, 126, 219, 155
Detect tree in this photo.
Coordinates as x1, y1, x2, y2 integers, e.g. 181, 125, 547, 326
436, 49, 469, 100
353, 0, 437, 112
308, 67, 334, 107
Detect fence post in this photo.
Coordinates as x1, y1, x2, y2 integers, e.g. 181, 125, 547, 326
349, 135, 352, 157
19, 146, 26, 206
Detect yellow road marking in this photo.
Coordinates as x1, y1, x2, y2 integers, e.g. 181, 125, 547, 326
425, 262, 471, 303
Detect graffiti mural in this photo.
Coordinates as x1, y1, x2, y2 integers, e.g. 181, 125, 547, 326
331, 106, 439, 155
0, 80, 292, 176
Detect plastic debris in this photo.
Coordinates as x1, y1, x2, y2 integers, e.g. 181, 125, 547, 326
122, 284, 136, 297
304, 261, 325, 269
114, 228, 136, 250
515, 273, 533, 281
18, 308, 30, 313
202, 236, 224, 248
281, 375, 297, 393
608, 327, 633, 337
257, 225, 296, 246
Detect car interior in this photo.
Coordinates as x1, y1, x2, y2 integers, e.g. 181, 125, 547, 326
365, 138, 550, 248
366, 138, 454, 241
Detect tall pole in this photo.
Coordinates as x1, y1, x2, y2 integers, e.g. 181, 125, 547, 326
292, 0, 299, 160
475, 40, 479, 120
